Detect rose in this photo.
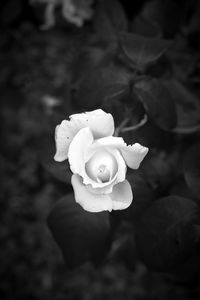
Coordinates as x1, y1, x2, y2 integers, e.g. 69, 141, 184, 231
54, 109, 148, 212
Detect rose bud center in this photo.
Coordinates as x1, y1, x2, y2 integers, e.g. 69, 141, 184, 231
97, 164, 110, 183
85, 149, 118, 183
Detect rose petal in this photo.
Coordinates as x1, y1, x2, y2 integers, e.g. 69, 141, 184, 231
86, 183, 113, 195
91, 137, 148, 170
68, 127, 117, 188
88, 136, 127, 184
120, 143, 149, 169
71, 174, 113, 212
71, 175, 133, 212
70, 109, 114, 139
85, 149, 118, 182
54, 109, 114, 161
111, 180, 133, 210
108, 148, 127, 183
68, 127, 94, 177
85, 148, 127, 195
92, 136, 125, 149
54, 120, 78, 162
84, 147, 126, 193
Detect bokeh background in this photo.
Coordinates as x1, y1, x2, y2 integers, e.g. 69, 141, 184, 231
1, 0, 200, 299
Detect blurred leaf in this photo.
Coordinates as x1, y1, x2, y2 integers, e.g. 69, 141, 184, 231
93, 3, 117, 43
169, 177, 195, 200
93, 0, 127, 43
39, 137, 72, 184
135, 196, 200, 271
183, 144, 200, 200
102, 0, 128, 32
120, 173, 154, 221
120, 32, 171, 69
127, 118, 175, 150
165, 253, 200, 283
74, 64, 130, 109
72, 46, 109, 85
139, 0, 164, 27
108, 224, 136, 270
131, 15, 162, 38
134, 77, 177, 130
168, 50, 195, 82
141, 150, 177, 191
163, 79, 200, 133
140, 0, 186, 38
47, 194, 111, 267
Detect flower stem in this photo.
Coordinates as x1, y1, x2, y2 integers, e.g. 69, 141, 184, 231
121, 114, 148, 133
115, 114, 148, 136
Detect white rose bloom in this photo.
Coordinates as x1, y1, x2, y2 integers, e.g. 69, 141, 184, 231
54, 109, 148, 212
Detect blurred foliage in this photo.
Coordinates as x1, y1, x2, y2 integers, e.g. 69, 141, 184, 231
1, 0, 200, 299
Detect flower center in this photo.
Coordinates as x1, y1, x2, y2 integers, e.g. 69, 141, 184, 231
85, 150, 117, 183
97, 164, 110, 183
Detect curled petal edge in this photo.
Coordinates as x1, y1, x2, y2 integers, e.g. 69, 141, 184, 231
69, 109, 115, 139
71, 174, 133, 212
54, 120, 77, 162
54, 109, 115, 161
91, 136, 149, 169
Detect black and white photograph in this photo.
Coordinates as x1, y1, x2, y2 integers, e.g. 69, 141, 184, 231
1, 0, 200, 299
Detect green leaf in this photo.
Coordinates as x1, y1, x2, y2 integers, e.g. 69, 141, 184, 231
135, 196, 200, 271
120, 32, 171, 69
47, 194, 111, 267
74, 64, 130, 109
134, 78, 177, 130
183, 144, 200, 200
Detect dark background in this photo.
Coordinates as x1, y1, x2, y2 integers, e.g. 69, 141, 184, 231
1, 0, 200, 299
